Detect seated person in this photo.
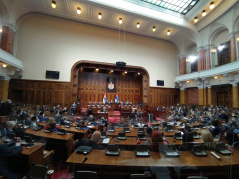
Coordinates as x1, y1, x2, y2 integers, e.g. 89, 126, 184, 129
201, 130, 215, 150
118, 118, 126, 127
180, 132, 194, 151
49, 121, 58, 132
151, 130, 164, 153
0, 142, 24, 179
101, 117, 108, 128
101, 107, 108, 113
90, 118, 99, 126
74, 131, 104, 150
31, 116, 37, 128
209, 120, 221, 137
137, 120, 145, 128
146, 127, 153, 137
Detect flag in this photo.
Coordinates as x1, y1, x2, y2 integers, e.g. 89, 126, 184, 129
115, 92, 119, 103
103, 92, 107, 104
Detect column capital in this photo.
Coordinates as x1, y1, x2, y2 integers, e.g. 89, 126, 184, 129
178, 55, 186, 59
230, 82, 238, 86
228, 32, 236, 39
0, 75, 11, 81
196, 47, 204, 52
2, 24, 18, 32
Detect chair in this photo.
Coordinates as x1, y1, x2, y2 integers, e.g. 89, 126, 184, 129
74, 171, 97, 179
27, 165, 48, 179
130, 174, 153, 179
42, 150, 55, 166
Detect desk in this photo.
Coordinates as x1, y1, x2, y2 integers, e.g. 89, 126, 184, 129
38, 122, 89, 138
67, 149, 239, 178
22, 143, 44, 165
25, 128, 74, 157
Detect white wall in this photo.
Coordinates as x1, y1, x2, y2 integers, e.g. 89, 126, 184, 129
212, 29, 229, 46
16, 14, 177, 88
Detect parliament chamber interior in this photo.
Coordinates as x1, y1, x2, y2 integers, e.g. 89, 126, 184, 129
0, 0, 239, 179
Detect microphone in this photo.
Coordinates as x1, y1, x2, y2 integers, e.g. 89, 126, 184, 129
82, 157, 88, 164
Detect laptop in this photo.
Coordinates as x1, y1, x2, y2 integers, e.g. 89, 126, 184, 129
44, 127, 52, 133
135, 145, 150, 157
138, 133, 146, 140
164, 145, 180, 157
21, 136, 33, 146
124, 127, 130, 133
216, 143, 232, 155
191, 145, 207, 156
58, 129, 66, 135
105, 145, 120, 156
108, 126, 115, 132
100, 131, 107, 139
134, 124, 139, 129
166, 125, 174, 132
192, 131, 201, 139
3, 133, 16, 143
117, 132, 127, 140
174, 132, 182, 140
138, 128, 145, 134
77, 146, 92, 154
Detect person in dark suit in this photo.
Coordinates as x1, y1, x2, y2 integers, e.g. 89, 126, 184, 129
0, 142, 23, 179
75, 131, 104, 150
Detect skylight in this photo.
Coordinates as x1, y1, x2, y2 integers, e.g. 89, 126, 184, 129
140, 0, 200, 14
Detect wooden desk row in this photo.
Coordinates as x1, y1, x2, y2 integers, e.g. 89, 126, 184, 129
25, 128, 74, 157
67, 149, 239, 178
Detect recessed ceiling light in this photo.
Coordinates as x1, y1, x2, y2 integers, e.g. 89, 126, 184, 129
209, 2, 215, 9
152, 26, 156, 32
124, 71, 127, 74
136, 22, 140, 28
214, 76, 217, 79
194, 17, 198, 23
77, 7, 81, 14
110, 70, 114, 73
96, 68, 99, 71
237, 38, 239, 41
51, 1, 56, 8
3, 64, 7, 68
167, 30, 171, 35
98, 12, 102, 19
119, 18, 123, 24
138, 72, 140, 75
0, 29, 2, 33
187, 81, 189, 83
202, 10, 206, 16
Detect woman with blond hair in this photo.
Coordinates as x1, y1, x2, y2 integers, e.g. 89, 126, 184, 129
201, 129, 215, 150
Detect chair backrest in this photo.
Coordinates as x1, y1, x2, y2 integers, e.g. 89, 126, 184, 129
27, 165, 48, 179
75, 171, 97, 179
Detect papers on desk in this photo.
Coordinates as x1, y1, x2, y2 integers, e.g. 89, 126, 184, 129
102, 138, 110, 144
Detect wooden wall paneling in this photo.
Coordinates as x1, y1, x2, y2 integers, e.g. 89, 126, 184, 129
9, 80, 71, 107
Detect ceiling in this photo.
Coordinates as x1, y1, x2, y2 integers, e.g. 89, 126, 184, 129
0, 0, 227, 46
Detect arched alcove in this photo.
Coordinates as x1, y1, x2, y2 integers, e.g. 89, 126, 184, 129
70, 61, 150, 106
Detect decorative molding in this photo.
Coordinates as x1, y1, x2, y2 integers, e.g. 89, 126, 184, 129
0, 49, 23, 70
228, 32, 236, 39
175, 61, 239, 82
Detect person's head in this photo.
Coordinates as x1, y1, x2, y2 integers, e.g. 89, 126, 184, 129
31, 116, 37, 122
91, 131, 101, 143
5, 121, 16, 129
120, 118, 125, 124
49, 121, 56, 129
201, 130, 214, 143
151, 130, 164, 152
